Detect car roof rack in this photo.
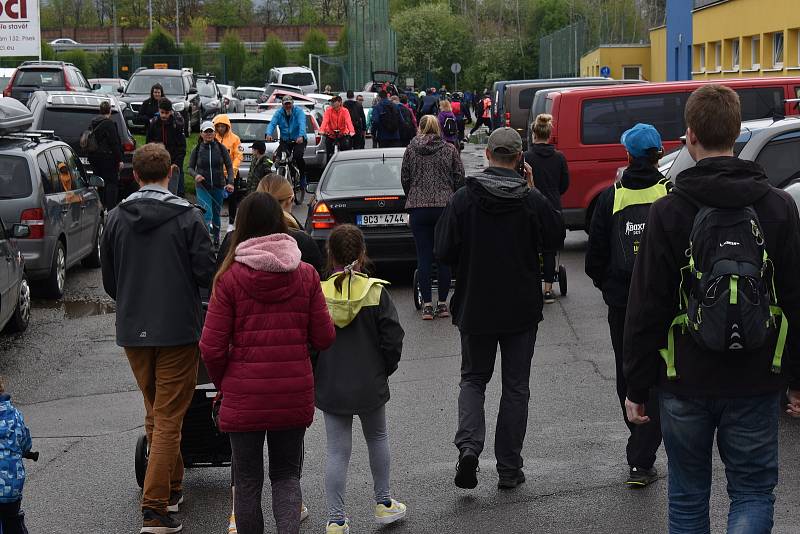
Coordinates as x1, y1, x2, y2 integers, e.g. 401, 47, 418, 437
0, 130, 59, 148
20, 60, 74, 67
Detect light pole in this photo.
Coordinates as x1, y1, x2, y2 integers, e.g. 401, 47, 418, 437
176, 0, 180, 45
149, 0, 153, 32
113, 0, 119, 78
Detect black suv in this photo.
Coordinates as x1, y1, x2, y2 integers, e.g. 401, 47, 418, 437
196, 74, 223, 120
3, 61, 95, 106
119, 68, 201, 135
27, 91, 136, 183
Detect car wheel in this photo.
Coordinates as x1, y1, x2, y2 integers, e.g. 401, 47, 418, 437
5, 276, 31, 333
38, 241, 66, 299
82, 221, 103, 268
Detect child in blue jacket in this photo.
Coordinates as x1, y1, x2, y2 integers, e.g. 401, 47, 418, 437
0, 379, 32, 534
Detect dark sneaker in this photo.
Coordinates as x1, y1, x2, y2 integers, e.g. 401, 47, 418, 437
435, 302, 450, 318
454, 449, 479, 489
626, 466, 658, 488
497, 470, 526, 490
167, 491, 184, 513
141, 508, 183, 533
422, 304, 435, 321
543, 291, 555, 304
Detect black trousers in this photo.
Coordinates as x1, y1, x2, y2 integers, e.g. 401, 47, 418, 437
90, 159, 120, 210
352, 132, 366, 150
0, 500, 28, 534
469, 117, 492, 135
277, 140, 307, 179
324, 135, 351, 159
455, 327, 538, 476
608, 306, 662, 469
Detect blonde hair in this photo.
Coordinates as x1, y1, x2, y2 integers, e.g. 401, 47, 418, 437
256, 174, 300, 229
418, 114, 441, 136
439, 99, 452, 112
533, 113, 553, 142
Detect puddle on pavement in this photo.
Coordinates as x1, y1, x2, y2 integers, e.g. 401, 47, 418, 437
32, 299, 116, 320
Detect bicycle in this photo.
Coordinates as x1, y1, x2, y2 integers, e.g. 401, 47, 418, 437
324, 129, 352, 158
273, 140, 305, 206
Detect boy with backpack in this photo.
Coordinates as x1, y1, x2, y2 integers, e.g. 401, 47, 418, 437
585, 122, 668, 488
371, 90, 402, 148
623, 85, 800, 532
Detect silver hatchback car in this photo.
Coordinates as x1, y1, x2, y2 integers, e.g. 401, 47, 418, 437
0, 217, 30, 333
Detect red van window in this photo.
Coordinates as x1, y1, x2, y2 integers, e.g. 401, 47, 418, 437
736, 88, 784, 120
580, 92, 688, 145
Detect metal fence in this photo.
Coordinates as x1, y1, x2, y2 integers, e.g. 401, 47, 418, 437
346, 0, 397, 91
539, 21, 588, 78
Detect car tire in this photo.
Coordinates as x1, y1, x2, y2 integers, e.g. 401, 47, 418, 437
39, 240, 66, 299
82, 221, 103, 268
5, 275, 31, 333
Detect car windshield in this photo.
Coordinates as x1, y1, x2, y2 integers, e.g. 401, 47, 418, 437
196, 79, 217, 98
282, 73, 314, 87
237, 89, 263, 100
230, 121, 269, 143
17, 69, 64, 87
323, 159, 402, 192
0, 155, 33, 199
94, 84, 119, 94
126, 75, 183, 95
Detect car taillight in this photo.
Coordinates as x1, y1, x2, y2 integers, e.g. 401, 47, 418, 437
2, 71, 15, 97
123, 139, 136, 153
505, 112, 511, 127
20, 208, 45, 239
63, 69, 73, 91
311, 202, 335, 230
315, 133, 320, 145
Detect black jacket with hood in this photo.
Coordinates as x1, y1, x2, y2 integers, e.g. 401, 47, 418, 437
89, 115, 123, 163
187, 139, 234, 190
146, 113, 187, 167
101, 185, 216, 347
523, 143, 569, 210
585, 158, 669, 308
435, 167, 566, 334
137, 84, 163, 125
343, 99, 365, 134
623, 157, 800, 403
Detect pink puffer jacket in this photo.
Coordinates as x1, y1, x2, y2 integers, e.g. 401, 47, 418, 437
200, 234, 335, 432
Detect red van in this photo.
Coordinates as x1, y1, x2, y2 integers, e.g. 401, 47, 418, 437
546, 77, 800, 230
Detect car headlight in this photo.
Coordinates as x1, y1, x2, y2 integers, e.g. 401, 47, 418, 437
208, 100, 220, 108
173, 102, 186, 112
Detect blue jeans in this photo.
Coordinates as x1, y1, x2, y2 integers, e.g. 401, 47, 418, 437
409, 207, 450, 304
196, 186, 223, 241
660, 391, 780, 534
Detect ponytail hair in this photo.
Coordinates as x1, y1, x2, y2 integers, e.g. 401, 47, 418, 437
533, 113, 553, 142
325, 224, 371, 292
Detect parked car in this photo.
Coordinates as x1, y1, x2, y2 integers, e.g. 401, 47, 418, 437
0, 128, 105, 298
305, 148, 414, 263
196, 75, 223, 119
490, 77, 601, 129
227, 109, 326, 181
544, 77, 800, 230
0, 218, 31, 333
264, 83, 304, 99
217, 84, 243, 114
89, 78, 127, 95
49, 38, 80, 47
363, 70, 400, 95
27, 91, 136, 183
235, 86, 266, 111
268, 67, 318, 94
0, 69, 16, 94
118, 68, 201, 134
3, 61, 94, 106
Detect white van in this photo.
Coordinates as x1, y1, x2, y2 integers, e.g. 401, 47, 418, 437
268, 67, 317, 94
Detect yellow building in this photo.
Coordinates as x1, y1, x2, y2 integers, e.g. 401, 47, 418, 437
649, 26, 667, 82
692, 0, 800, 79
580, 44, 652, 80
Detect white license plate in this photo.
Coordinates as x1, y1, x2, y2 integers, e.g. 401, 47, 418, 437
79, 157, 89, 165
242, 154, 252, 162
356, 213, 408, 227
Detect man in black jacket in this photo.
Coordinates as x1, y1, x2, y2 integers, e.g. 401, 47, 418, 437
87, 100, 123, 209
586, 123, 668, 488
146, 98, 187, 197
623, 85, 800, 532
343, 90, 365, 150
435, 127, 565, 491
137, 83, 163, 128
100, 143, 215, 534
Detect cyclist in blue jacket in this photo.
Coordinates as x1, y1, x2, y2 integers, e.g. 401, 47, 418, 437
266, 95, 308, 187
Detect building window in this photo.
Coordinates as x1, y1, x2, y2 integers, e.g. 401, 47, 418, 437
623, 65, 642, 80
714, 42, 722, 70
698, 44, 706, 72
774, 31, 785, 68
732, 39, 740, 70
752, 35, 761, 69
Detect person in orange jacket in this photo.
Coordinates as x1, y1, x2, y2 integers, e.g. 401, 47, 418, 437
319, 95, 355, 159
213, 114, 244, 227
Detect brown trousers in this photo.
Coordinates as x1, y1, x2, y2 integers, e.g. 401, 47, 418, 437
125, 344, 199, 514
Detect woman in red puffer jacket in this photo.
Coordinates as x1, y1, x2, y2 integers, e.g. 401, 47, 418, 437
200, 192, 335, 534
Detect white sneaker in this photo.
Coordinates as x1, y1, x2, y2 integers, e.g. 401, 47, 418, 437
374, 499, 407, 525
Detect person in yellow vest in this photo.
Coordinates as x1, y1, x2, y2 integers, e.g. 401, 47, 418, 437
585, 123, 670, 488
213, 114, 243, 228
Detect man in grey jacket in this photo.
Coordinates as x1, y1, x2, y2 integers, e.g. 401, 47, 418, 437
101, 143, 215, 534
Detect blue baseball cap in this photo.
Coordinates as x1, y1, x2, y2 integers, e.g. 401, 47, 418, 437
620, 123, 662, 158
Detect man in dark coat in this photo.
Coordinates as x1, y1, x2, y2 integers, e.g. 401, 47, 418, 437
137, 83, 164, 128
88, 100, 123, 209
146, 98, 187, 196
343, 90, 366, 150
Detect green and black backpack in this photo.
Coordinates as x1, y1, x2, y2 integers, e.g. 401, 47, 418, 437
660, 190, 788, 379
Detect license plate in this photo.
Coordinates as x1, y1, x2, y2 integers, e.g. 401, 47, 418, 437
242, 154, 252, 162
79, 157, 89, 165
356, 213, 408, 227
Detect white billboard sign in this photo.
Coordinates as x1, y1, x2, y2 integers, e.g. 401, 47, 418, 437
0, 0, 41, 57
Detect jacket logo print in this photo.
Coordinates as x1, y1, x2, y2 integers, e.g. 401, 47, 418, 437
139, 331, 147, 338
719, 241, 741, 247
625, 221, 646, 236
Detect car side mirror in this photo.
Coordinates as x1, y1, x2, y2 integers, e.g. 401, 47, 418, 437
11, 224, 30, 239
92, 83, 102, 90
188, 87, 198, 95
117, 86, 124, 93
89, 175, 105, 188
305, 182, 317, 194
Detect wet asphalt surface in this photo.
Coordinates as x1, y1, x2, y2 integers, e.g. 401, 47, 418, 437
2, 143, 800, 533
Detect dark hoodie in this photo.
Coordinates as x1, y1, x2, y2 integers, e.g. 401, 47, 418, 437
401, 134, 465, 209
137, 84, 163, 126
585, 158, 669, 308
100, 185, 216, 347
88, 115, 122, 163
623, 157, 800, 403
435, 167, 566, 334
523, 143, 569, 210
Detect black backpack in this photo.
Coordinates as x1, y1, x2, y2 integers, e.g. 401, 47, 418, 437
443, 116, 458, 137
80, 119, 107, 154
610, 178, 669, 275
661, 191, 788, 379
398, 106, 416, 140
380, 102, 400, 134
